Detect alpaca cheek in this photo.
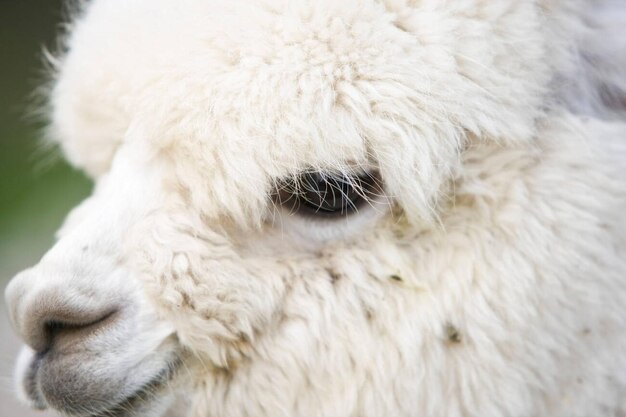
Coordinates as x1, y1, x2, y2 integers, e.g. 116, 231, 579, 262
129, 216, 290, 366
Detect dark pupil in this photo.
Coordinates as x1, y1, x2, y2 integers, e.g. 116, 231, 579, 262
298, 172, 362, 214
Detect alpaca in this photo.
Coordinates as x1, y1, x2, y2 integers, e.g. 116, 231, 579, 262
5, 0, 626, 416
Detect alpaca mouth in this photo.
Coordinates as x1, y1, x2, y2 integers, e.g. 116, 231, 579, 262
88, 359, 182, 417
21, 350, 182, 417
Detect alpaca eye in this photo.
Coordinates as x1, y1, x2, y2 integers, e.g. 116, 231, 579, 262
274, 171, 381, 217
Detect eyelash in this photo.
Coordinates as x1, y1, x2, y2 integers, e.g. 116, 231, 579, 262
272, 170, 382, 218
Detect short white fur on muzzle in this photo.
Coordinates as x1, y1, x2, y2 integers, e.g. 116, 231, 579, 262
5, 0, 626, 417
5, 145, 185, 417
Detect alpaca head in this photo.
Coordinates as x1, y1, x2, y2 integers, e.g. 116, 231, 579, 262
5, 0, 562, 416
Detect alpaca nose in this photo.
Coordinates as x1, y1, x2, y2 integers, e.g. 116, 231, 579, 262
5, 268, 120, 354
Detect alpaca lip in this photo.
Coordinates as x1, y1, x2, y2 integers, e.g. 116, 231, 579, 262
21, 349, 182, 417
22, 353, 47, 410
88, 358, 182, 417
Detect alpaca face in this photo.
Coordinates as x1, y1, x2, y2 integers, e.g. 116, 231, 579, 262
8, 1, 626, 417
6, 0, 551, 414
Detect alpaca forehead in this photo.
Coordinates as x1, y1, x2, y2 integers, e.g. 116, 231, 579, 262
53, 0, 549, 225
144, 8, 407, 198
94, 7, 413, 112
54, 0, 468, 172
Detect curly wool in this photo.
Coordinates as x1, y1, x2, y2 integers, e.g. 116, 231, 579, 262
47, 0, 626, 416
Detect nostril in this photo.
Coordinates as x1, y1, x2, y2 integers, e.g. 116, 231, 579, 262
41, 309, 120, 353
6, 268, 126, 353
18, 293, 121, 353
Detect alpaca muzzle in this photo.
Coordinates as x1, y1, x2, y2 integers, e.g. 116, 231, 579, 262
5, 242, 183, 416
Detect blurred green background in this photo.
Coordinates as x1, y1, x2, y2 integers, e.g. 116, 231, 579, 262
1, 2, 91, 416
0, 1, 91, 281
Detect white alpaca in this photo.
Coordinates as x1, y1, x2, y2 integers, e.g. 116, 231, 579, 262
5, 1, 626, 416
